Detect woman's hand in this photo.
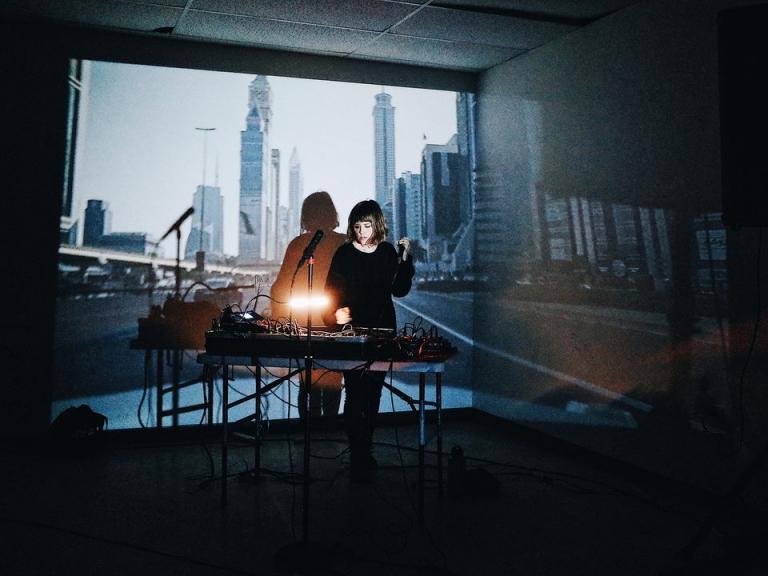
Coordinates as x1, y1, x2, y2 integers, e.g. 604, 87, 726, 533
335, 307, 352, 325
398, 237, 411, 261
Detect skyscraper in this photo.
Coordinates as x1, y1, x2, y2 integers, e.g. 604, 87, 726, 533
455, 92, 477, 226
83, 199, 110, 247
62, 60, 90, 246
277, 204, 290, 259
270, 148, 281, 260
184, 184, 224, 260
373, 91, 395, 235
239, 76, 272, 263
421, 136, 461, 263
288, 147, 303, 236
394, 171, 422, 243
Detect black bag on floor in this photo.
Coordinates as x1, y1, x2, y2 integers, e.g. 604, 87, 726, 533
46, 404, 108, 455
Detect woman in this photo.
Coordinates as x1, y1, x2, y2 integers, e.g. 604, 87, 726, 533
323, 199, 414, 481
271, 191, 347, 418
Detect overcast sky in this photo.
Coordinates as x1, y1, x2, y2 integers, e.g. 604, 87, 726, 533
73, 60, 459, 257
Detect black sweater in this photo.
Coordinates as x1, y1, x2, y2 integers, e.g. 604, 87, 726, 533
322, 241, 415, 329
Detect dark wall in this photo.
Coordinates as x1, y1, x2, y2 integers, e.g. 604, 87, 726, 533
473, 0, 768, 492
1, 21, 69, 438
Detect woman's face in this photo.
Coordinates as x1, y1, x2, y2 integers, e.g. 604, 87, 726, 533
353, 220, 374, 245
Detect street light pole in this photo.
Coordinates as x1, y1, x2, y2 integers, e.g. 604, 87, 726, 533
195, 127, 216, 271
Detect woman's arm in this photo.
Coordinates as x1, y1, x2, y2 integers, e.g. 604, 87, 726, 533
322, 248, 349, 326
391, 243, 415, 298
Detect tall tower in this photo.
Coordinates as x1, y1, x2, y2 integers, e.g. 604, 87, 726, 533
62, 60, 90, 246
277, 205, 290, 260
373, 91, 395, 236
251, 76, 277, 260
83, 199, 110, 247
456, 92, 477, 225
270, 148, 281, 260
288, 147, 303, 236
239, 76, 274, 263
396, 171, 423, 243
239, 94, 265, 263
249, 75, 272, 134
421, 136, 461, 263
184, 185, 224, 260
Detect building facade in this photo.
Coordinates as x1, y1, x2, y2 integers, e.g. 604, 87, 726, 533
184, 184, 224, 260
239, 76, 273, 264
455, 92, 477, 227
394, 171, 422, 244
83, 199, 110, 247
269, 148, 281, 260
61, 60, 90, 246
288, 147, 302, 237
373, 91, 395, 235
421, 137, 461, 263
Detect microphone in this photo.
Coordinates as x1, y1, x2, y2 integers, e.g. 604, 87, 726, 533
296, 230, 324, 269
397, 242, 405, 262
160, 207, 195, 241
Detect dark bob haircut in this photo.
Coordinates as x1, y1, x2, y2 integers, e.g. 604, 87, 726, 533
301, 191, 339, 231
346, 199, 388, 244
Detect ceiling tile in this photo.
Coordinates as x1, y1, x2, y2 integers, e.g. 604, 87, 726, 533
354, 33, 524, 71
392, 5, 576, 49
190, 0, 420, 32
176, 10, 380, 53
2, 0, 182, 31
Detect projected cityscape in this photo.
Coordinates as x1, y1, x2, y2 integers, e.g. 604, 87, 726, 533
60, 64, 477, 284
54, 61, 476, 429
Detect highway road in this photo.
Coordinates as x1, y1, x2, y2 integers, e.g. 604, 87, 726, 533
52, 286, 729, 430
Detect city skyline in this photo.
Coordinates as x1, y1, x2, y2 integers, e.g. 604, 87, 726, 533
72, 60, 459, 258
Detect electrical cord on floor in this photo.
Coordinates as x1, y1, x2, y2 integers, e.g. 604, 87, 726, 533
368, 439, 690, 520
137, 356, 150, 428
214, 379, 222, 425
1, 515, 263, 576
199, 371, 208, 426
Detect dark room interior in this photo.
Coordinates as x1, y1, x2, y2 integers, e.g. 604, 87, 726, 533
2, 1, 768, 575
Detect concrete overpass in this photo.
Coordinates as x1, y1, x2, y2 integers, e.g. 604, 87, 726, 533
58, 245, 281, 279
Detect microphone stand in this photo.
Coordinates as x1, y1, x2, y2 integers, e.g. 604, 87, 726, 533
159, 206, 194, 298
274, 251, 340, 574
175, 226, 182, 298
302, 255, 314, 545
155, 207, 193, 428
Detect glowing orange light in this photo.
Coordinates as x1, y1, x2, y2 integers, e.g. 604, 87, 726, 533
289, 295, 329, 309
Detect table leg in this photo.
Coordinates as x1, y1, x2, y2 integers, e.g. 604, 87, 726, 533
207, 365, 214, 426
222, 362, 229, 505
418, 372, 425, 524
254, 362, 261, 474
436, 372, 443, 498
156, 349, 164, 428
143, 350, 151, 426
172, 349, 181, 427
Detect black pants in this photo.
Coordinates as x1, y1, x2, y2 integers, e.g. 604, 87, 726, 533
297, 370, 343, 420
342, 370, 385, 454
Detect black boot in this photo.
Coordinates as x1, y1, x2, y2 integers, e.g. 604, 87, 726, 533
362, 430, 378, 470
